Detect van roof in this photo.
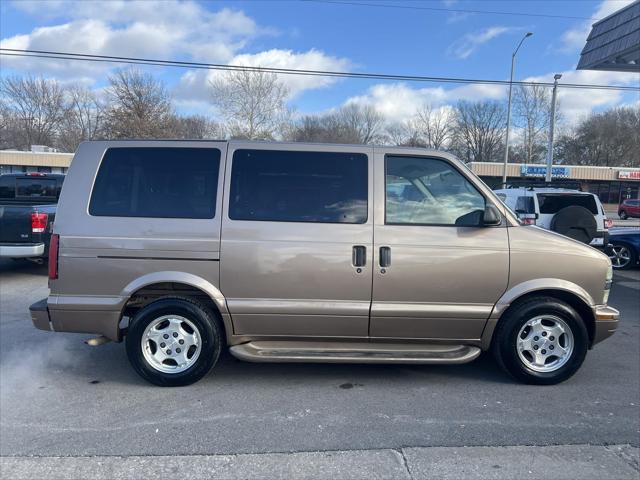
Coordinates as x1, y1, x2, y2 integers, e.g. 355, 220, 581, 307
76, 139, 449, 154
494, 187, 596, 196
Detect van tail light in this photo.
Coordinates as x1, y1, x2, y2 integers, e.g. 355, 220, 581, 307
522, 218, 536, 225
605, 218, 614, 229
48, 234, 59, 280
31, 212, 48, 233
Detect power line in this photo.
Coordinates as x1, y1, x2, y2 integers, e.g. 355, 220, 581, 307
302, 0, 599, 21
1, 48, 638, 92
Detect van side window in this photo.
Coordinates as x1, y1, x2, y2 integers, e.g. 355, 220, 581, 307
89, 148, 220, 219
229, 149, 368, 224
386, 156, 485, 226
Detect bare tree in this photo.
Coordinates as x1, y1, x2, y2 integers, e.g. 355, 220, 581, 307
209, 69, 290, 140
58, 85, 105, 152
413, 104, 453, 149
382, 121, 424, 147
555, 106, 639, 167
288, 104, 383, 145
513, 84, 552, 163
335, 103, 384, 144
0, 76, 66, 150
104, 69, 175, 139
169, 114, 224, 139
451, 100, 506, 163
0, 99, 17, 150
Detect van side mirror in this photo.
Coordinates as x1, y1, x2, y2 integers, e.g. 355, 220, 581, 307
483, 205, 502, 226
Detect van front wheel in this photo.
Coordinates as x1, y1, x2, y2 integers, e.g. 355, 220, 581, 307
493, 297, 588, 385
125, 297, 222, 386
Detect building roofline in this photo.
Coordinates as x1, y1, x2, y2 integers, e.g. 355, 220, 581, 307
468, 161, 640, 172
590, 0, 639, 27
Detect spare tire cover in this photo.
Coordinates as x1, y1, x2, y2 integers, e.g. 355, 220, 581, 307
550, 205, 597, 244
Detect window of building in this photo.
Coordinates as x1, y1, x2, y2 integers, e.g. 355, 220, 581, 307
89, 147, 220, 219
386, 156, 486, 226
229, 149, 368, 224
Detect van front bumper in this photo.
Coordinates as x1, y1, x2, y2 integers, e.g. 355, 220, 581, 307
593, 305, 620, 345
0, 243, 45, 257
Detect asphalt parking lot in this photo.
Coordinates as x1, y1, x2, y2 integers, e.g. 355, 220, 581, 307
0, 259, 638, 458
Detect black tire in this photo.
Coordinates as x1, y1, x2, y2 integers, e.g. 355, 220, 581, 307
619, 210, 628, 220
492, 297, 589, 385
125, 297, 223, 386
550, 205, 597, 244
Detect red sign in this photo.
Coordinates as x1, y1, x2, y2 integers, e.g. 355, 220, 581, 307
618, 170, 640, 180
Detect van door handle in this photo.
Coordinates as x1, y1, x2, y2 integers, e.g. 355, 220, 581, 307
379, 246, 391, 268
352, 246, 366, 267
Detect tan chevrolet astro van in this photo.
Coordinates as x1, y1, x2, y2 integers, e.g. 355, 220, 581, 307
29, 141, 619, 386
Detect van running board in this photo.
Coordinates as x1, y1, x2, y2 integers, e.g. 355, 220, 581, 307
229, 341, 481, 364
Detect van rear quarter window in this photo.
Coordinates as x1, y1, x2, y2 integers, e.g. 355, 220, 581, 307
89, 147, 220, 219
229, 149, 368, 224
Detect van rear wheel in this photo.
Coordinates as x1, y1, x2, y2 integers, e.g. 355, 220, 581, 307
125, 297, 222, 386
492, 297, 588, 385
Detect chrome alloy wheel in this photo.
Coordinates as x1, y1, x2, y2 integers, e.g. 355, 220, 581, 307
609, 245, 631, 269
141, 315, 202, 374
516, 315, 574, 373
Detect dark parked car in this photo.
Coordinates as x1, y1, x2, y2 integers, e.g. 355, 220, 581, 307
618, 199, 640, 219
608, 228, 640, 270
0, 173, 64, 261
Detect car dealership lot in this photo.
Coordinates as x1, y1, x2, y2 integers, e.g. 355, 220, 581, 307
0, 259, 638, 460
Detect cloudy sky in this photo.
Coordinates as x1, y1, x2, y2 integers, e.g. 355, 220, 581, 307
1, 0, 638, 124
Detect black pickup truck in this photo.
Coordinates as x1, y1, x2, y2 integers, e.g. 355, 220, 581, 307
0, 173, 64, 261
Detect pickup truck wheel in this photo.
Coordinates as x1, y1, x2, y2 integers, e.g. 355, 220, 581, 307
619, 210, 628, 220
125, 297, 222, 386
492, 297, 588, 385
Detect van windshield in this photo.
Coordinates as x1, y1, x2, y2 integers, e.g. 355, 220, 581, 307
537, 193, 598, 214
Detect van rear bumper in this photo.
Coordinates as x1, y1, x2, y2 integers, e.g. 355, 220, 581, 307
29, 298, 121, 341
29, 298, 52, 331
593, 305, 620, 345
0, 243, 45, 257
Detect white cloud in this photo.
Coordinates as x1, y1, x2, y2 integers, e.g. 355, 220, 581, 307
447, 26, 514, 59
1, 2, 265, 80
523, 69, 640, 125
173, 48, 352, 108
343, 82, 507, 123
341, 67, 638, 125
559, 0, 636, 53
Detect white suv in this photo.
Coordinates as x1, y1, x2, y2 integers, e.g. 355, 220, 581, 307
494, 187, 611, 248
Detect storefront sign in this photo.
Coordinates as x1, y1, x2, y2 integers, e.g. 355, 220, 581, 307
520, 165, 571, 178
618, 170, 640, 180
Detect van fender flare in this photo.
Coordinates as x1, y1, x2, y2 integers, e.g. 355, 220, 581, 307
480, 278, 595, 350
120, 271, 233, 335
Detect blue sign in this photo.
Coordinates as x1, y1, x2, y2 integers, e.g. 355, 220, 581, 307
520, 165, 571, 178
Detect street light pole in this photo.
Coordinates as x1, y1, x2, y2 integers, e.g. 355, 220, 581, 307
501, 32, 533, 188
545, 73, 562, 183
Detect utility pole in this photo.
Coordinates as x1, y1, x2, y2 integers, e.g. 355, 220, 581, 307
502, 32, 533, 188
545, 74, 562, 183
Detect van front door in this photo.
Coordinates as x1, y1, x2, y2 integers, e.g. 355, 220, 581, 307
220, 143, 374, 338
370, 151, 509, 341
